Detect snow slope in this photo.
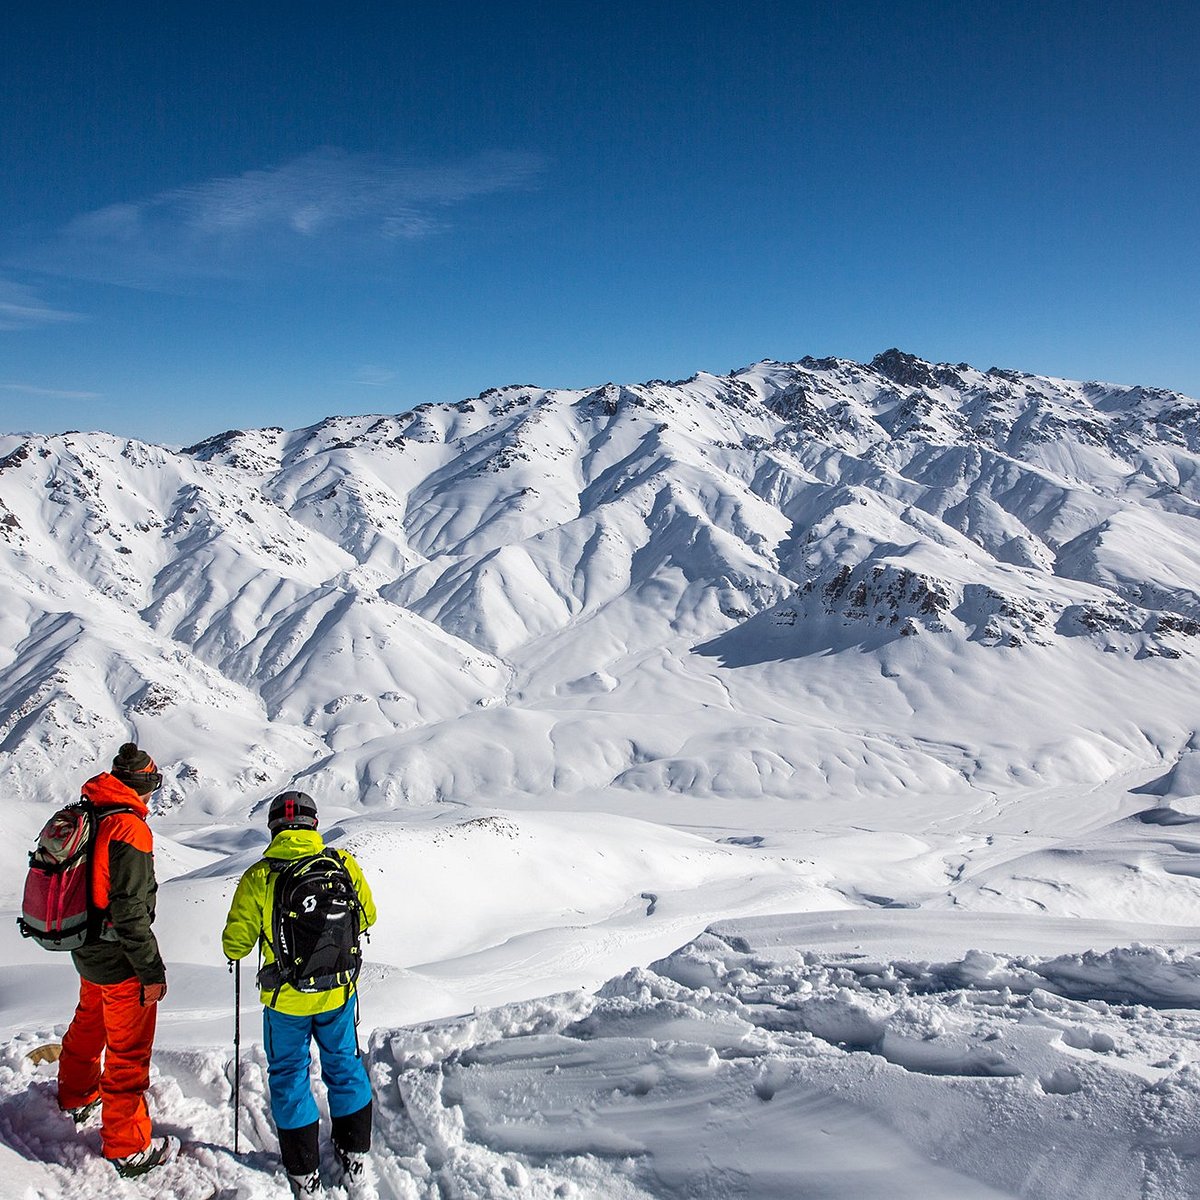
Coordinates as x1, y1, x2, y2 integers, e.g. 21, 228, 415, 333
3, 350, 1200, 1197
3, 350, 1200, 835
7, 909, 1200, 1198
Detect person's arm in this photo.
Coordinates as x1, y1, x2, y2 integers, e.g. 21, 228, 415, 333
222, 866, 266, 961
343, 853, 377, 931
105, 827, 166, 986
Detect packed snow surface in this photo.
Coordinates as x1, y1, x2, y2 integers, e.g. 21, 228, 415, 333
3, 351, 1200, 1196
7, 905, 1200, 1198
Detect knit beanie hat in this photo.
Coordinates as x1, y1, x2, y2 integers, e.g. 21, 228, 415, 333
112, 742, 161, 794
267, 791, 319, 834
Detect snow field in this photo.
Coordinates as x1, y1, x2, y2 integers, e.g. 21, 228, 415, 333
8, 791, 1200, 1196
6, 913, 1200, 1198
5, 353, 1200, 1196
7, 776, 1200, 1199
144, 808, 848, 1037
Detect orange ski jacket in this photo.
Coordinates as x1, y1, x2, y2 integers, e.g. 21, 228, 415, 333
70, 773, 166, 987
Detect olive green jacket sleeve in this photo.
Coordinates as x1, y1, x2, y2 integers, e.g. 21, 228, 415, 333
72, 819, 165, 986
106, 839, 167, 985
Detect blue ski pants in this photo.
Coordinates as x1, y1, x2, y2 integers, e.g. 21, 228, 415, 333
262, 994, 372, 1132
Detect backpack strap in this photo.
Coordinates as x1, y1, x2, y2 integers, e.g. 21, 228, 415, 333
89, 802, 140, 827
258, 857, 289, 1007
327, 849, 360, 1007
327, 848, 369, 938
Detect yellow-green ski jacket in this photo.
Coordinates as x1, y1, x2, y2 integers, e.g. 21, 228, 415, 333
221, 828, 378, 1015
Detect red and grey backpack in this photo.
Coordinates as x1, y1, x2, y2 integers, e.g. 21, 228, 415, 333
17, 800, 135, 951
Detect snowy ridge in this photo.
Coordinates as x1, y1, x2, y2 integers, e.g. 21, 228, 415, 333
8, 913, 1200, 1197
4, 351, 1200, 1195
3, 350, 1200, 837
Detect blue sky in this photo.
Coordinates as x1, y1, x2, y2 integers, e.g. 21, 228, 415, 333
2, 1, 1197, 445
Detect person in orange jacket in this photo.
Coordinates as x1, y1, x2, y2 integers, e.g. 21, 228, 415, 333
56, 742, 179, 1178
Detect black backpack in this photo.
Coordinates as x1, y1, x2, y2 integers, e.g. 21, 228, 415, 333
257, 850, 366, 1000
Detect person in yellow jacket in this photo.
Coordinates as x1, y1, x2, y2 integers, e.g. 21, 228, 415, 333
222, 791, 377, 1199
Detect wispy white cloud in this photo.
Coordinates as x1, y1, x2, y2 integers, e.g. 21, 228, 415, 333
352, 365, 397, 386
0, 278, 82, 330
21, 148, 545, 288
0, 382, 101, 400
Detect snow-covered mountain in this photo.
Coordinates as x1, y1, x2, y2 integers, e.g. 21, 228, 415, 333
3, 349, 1200, 848
6, 350, 1200, 1198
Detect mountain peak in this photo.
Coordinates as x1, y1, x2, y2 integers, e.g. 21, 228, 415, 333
868, 348, 974, 391
2, 351, 1199, 819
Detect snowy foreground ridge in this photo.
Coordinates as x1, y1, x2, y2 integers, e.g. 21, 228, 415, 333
8, 915, 1200, 1198
3, 349, 1200, 1196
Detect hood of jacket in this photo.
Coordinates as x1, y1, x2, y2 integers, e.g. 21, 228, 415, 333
264, 828, 326, 860
81, 772, 150, 817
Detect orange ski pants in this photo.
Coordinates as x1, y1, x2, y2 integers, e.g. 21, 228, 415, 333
58, 976, 156, 1159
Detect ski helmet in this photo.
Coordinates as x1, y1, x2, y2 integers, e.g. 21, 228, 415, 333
267, 791, 319, 833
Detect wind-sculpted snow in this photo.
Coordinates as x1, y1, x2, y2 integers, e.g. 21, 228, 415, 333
6, 914, 1200, 1197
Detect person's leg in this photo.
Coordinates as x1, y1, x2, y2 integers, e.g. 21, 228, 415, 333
312, 994, 372, 1146
330, 1100, 372, 1155
276, 1122, 320, 1179
263, 1007, 320, 1175
98, 976, 156, 1160
57, 977, 106, 1111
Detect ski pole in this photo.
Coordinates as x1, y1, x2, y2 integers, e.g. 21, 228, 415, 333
230, 957, 241, 1154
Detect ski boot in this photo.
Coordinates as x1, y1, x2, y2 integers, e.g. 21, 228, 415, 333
66, 1097, 101, 1126
287, 1168, 325, 1197
111, 1135, 180, 1178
